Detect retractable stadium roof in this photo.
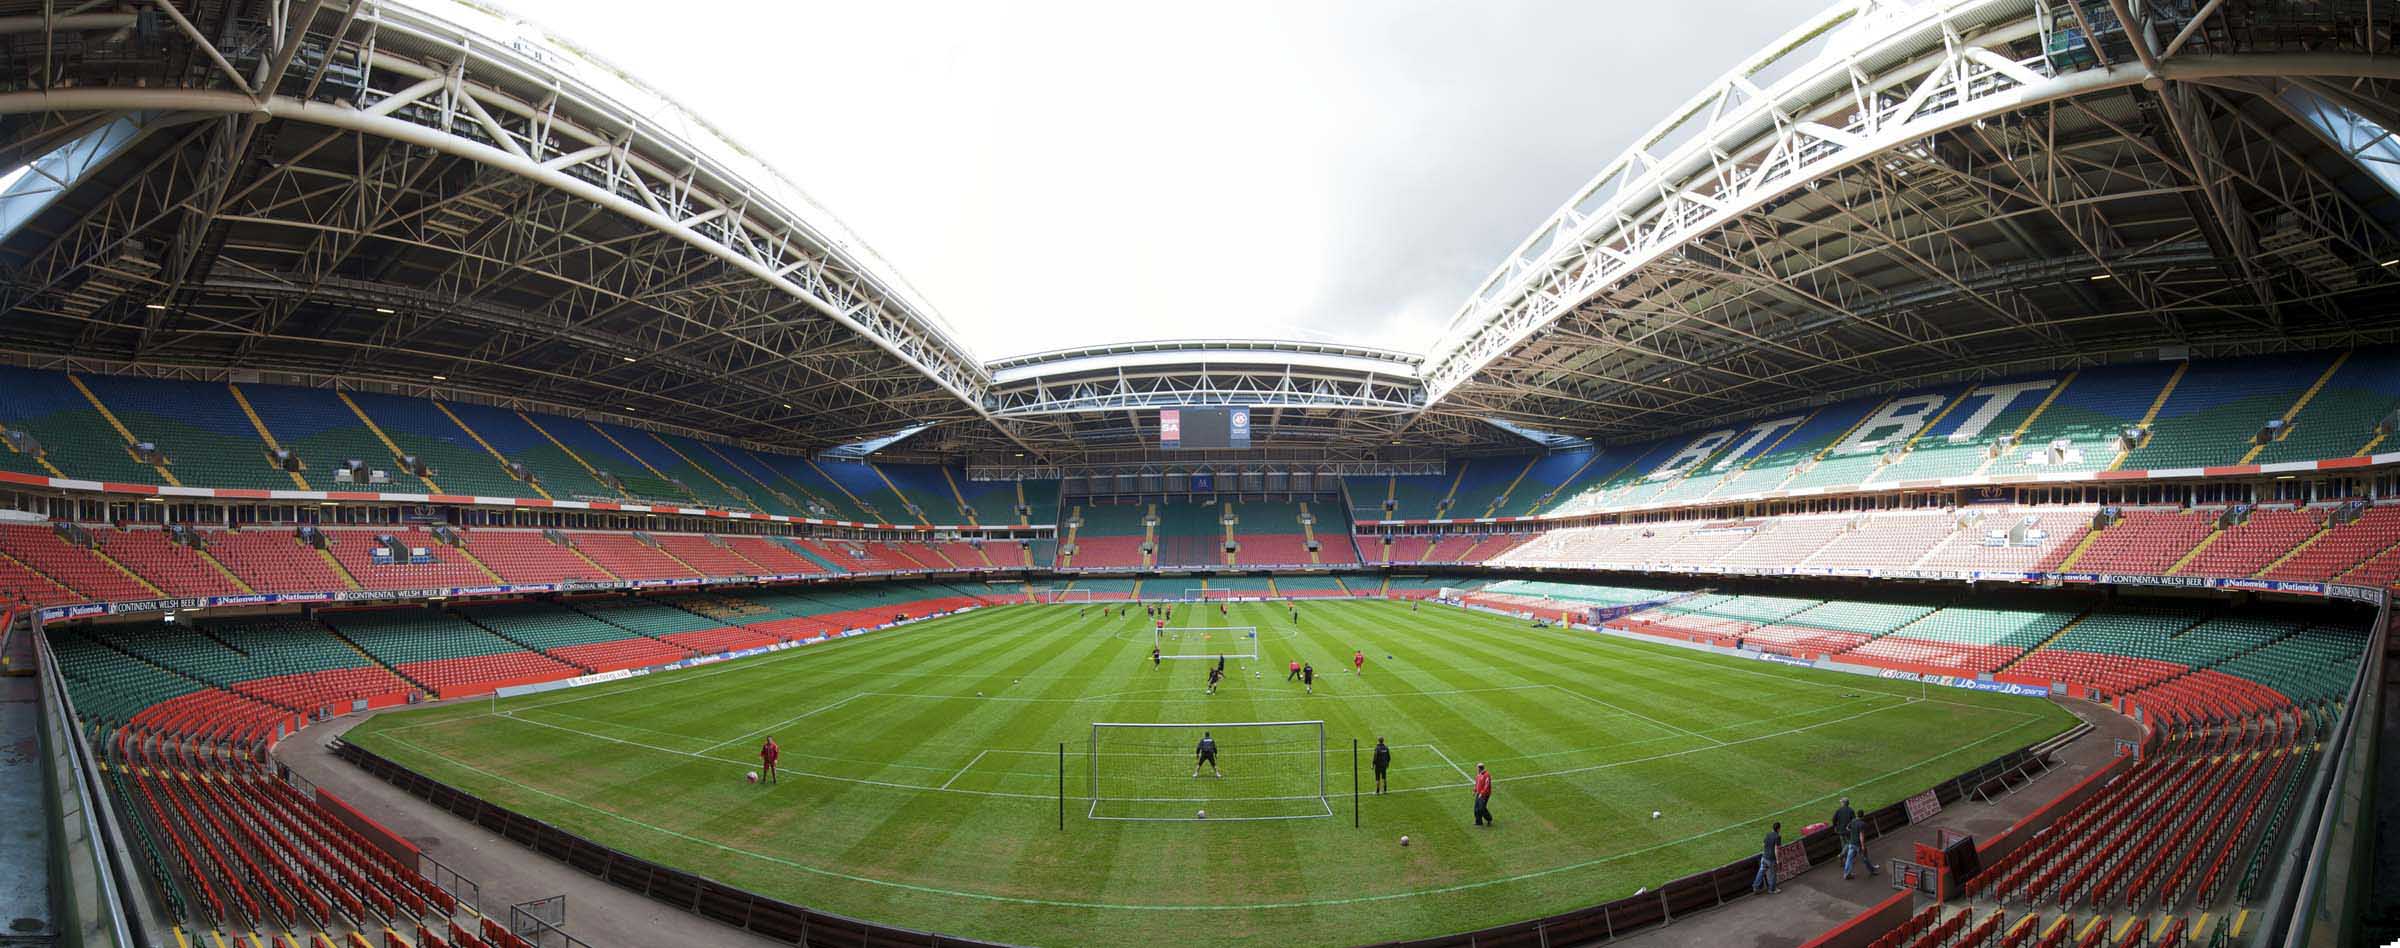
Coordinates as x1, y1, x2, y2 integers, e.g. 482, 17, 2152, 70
4, 0, 2398, 465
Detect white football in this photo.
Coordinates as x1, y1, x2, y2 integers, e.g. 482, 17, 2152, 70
1196, 809, 1207, 820
1399, 835, 1411, 847
747, 772, 758, 783
977, 691, 984, 697
1652, 810, 1662, 819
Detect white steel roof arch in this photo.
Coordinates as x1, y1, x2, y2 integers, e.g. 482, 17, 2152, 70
1419, 0, 2400, 419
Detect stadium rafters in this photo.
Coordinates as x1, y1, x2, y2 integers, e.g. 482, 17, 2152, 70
0, 0, 1041, 455
1419, 0, 2400, 444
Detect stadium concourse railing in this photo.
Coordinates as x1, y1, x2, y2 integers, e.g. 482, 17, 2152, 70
2258, 595, 2389, 947
324, 722, 2057, 948
30, 620, 180, 948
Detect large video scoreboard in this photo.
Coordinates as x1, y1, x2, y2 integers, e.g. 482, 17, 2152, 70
1159, 407, 1250, 450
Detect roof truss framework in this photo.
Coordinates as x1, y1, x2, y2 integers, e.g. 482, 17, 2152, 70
1421, 0, 2400, 444
0, 0, 995, 452
3, 0, 2399, 465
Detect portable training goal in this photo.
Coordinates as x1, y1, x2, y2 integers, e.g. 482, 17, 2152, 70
1046, 589, 1096, 604
1087, 720, 1329, 821
1155, 625, 1257, 660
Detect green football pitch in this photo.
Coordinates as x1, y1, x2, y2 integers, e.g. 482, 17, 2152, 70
346, 599, 2074, 947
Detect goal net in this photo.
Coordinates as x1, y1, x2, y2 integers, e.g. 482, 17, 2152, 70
1088, 721, 1329, 821
1156, 626, 1257, 660
1177, 587, 1239, 602
1045, 589, 1095, 604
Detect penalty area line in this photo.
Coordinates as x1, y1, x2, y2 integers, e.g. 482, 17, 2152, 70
698, 692, 871, 754
1544, 684, 1725, 746
938, 750, 989, 791
1427, 745, 1471, 780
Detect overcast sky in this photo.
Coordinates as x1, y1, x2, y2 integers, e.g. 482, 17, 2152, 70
490, 0, 1816, 360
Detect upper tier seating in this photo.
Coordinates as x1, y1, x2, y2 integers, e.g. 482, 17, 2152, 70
1870, 375, 2067, 483
80, 376, 290, 491
1497, 449, 1616, 516
1804, 511, 1968, 571
2174, 508, 2322, 578
1444, 456, 1533, 518
799, 538, 916, 573
1991, 362, 2180, 475
2121, 353, 2334, 471
0, 353, 2391, 534
876, 463, 959, 524
236, 384, 431, 493
2264, 505, 2400, 582
203, 530, 350, 594
434, 402, 617, 502
813, 459, 916, 524
741, 453, 870, 521
95, 529, 245, 597
0, 541, 80, 606
650, 534, 758, 577
344, 392, 525, 497
323, 529, 494, 592
598, 424, 753, 510
2253, 348, 2400, 463
535, 418, 697, 507
1717, 400, 1880, 496
2071, 510, 2217, 575
723, 536, 827, 575
1783, 388, 1981, 493
458, 530, 607, 584
0, 524, 158, 602
0, 367, 167, 484
1913, 510, 2090, 573
955, 476, 1023, 525
566, 532, 699, 580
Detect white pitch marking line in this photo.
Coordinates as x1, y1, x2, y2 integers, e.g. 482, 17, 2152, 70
1427, 744, 1471, 780
1544, 684, 1726, 746
698, 692, 869, 753
938, 750, 989, 791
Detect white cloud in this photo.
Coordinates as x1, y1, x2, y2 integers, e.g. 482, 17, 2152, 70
491, 0, 1812, 360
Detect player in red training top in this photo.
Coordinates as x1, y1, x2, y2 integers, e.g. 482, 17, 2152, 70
759, 736, 780, 784
1354, 649, 1366, 675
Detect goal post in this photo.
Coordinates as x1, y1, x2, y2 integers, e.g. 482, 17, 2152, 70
1155, 625, 1257, 660
1087, 720, 1329, 821
1045, 589, 1095, 604
1176, 587, 1239, 602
